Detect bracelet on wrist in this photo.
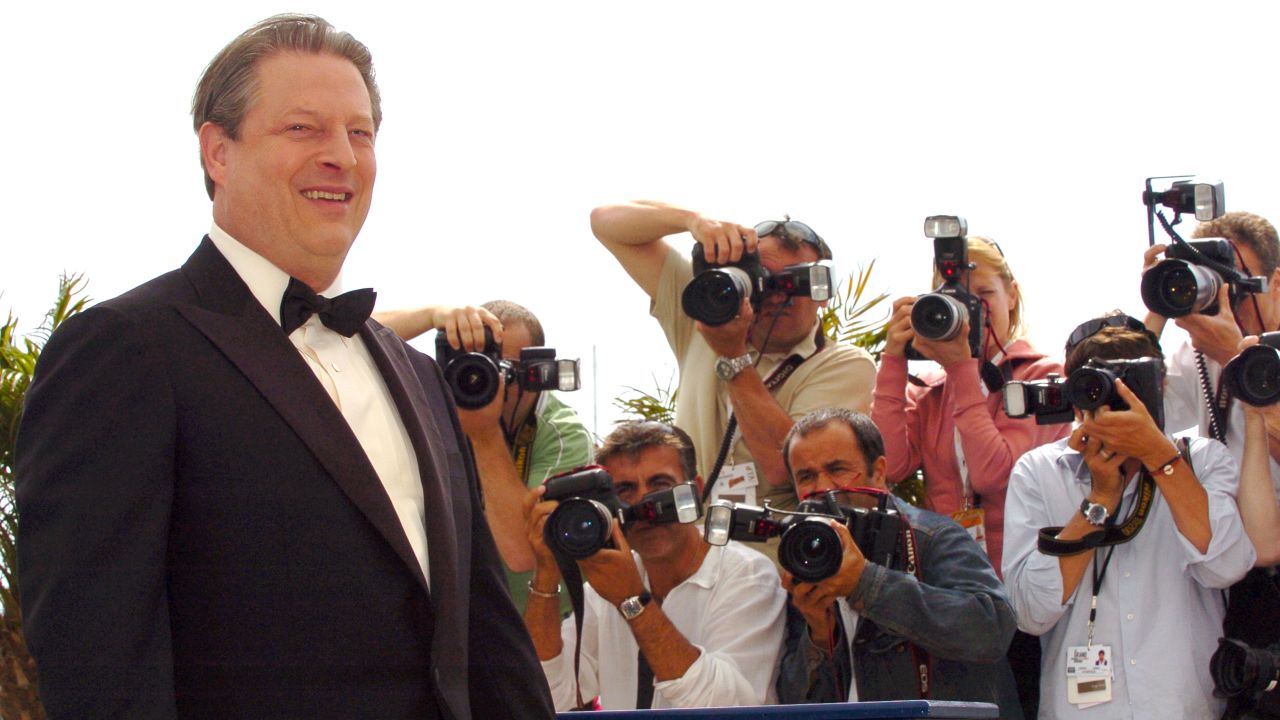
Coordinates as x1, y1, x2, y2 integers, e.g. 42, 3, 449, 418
526, 580, 561, 599
1147, 449, 1183, 476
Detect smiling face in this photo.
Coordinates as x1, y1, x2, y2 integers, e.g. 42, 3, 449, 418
750, 236, 825, 352
603, 445, 697, 563
201, 51, 376, 289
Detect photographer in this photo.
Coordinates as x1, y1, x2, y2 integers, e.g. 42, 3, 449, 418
523, 422, 785, 711
774, 408, 1021, 715
1003, 314, 1255, 718
1143, 211, 1280, 469
590, 201, 875, 511
872, 235, 1066, 575
377, 300, 593, 603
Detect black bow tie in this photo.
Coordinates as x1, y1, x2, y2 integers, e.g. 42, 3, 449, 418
280, 277, 376, 337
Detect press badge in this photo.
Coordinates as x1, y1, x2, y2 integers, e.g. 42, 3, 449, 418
950, 507, 988, 555
712, 462, 758, 506
1066, 645, 1113, 708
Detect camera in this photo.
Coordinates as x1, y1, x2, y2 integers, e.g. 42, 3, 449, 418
905, 215, 984, 360
703, 491, 905, 583
1141, 238, 1268, 318
1003, 356, 1166, 429
435, 328, 581, 410
680, 242, 833, 326
542, 466, 702, 559
1223, 332, 1280, 407
1210, 638, 1280, 706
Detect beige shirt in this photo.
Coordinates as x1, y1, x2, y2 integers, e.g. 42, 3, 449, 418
653, 245, 875, 509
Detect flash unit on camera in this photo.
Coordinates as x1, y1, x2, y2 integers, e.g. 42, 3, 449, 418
1147, 179, 1226, 221
556, 359, 581, 391
924, 216, 967, 240
704, 501, 734, 546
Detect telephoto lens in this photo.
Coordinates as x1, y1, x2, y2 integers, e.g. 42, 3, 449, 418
544, 499, 616, 559
777, 518, 844, 583
1223, 333, 1280, 407
910, 293, 968, 341
682, 266, 755, 326
1140, 259, 1223, 318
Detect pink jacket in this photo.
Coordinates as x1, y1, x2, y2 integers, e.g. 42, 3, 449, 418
871, 339, 1068, 575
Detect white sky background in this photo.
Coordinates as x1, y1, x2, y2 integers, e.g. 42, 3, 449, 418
4, 1, 1279, 438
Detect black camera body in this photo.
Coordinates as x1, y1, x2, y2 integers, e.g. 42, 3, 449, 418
542, 466, 702, 559
1223, 332, 1280, 407
1003, 357, 1165, 430
1141, 238, 1268, 318
703, 491, 905, 583
906, 216, 985, 361
681, 243, 832, 326
435, 329, 581, 410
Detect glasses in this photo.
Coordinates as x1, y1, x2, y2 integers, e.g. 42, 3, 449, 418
1064, 314, 1161, 356
754, 218, 833, 260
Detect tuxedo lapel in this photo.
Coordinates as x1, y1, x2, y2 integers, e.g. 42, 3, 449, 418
175, 238, 430, 591
361, 324, 461, 616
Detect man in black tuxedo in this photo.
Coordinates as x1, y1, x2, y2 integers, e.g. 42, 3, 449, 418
14, 14, 553, 719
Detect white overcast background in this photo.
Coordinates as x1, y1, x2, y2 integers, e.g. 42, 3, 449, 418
4, 1, 1279, 438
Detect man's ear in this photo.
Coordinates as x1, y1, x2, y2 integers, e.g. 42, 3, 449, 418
869, 455, 888, 489
198, 121, 232, 189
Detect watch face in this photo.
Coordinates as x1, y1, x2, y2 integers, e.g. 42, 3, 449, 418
1085, 504, 1108, 525
715, 359, 735, 381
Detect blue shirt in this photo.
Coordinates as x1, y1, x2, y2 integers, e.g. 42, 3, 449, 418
1003, 436, 1255, 719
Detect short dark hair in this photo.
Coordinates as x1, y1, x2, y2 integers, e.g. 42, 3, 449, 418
596, 421, 697, 483
1065, 312, 1164, 375
1192, 211, 1280, 277
482, 300, 545, 346
192, 14, 381, 200
782, 408, 885, 481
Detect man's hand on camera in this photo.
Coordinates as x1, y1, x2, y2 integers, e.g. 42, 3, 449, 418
1079, 380, 1178, 473
782, 570, 837, 645
697, 297, 754, 359
1142, 243, 1168, 276
690, 216, 758, 265
882, 296, 916, 359
438, 304, 503, 351
1069, 422, 1126, 511
1176, 283, 1245, 366
576, 520, 646, 607
457, 373, 507, 436
912, 319, 974, 368
787, 520, 866, 606
524, 486, 563, 583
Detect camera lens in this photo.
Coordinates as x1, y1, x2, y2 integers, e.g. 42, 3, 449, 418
545, 498, 614, 559
911, 293, 967, 341
1141, 259, 1223, 318
443, 355, 501, 410
1065, 367, 1115, 411
682, 267, 753, 326
1224, 346, 1280, 407
778, 518, 843, 583
1210, 637, 1280, 699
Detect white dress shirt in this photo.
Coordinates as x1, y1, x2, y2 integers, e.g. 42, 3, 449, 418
208, 225, 430, 585
1003, 436, 1255, 719
540, 541, 786, 711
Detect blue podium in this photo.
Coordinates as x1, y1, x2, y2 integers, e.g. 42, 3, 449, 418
557, 701, 999, 719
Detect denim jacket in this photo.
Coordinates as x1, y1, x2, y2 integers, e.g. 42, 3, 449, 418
775, 497, 1022, 718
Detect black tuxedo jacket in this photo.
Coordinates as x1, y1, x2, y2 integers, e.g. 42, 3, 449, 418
15, 239, 554, 719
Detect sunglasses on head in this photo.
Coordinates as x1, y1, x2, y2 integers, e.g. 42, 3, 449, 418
754, 218, 833, 261
1064, 314, 1161, 357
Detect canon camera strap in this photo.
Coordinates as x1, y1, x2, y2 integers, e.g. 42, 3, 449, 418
1034, 437, 1190, 556
702, 351, 811, 503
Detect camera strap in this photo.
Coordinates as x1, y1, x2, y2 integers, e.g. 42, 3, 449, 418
1035, 443, 1181, 556
702, 351, 811, 503
552, 550, 593, 711
895, 503, 932, 698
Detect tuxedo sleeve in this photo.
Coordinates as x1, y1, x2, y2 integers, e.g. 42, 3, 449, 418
426, 362, 556, 719
16, 306, 178, 718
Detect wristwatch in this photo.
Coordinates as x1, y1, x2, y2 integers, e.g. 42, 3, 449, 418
1080, 498, 1111, 527
619, 590, 652, 621
715, 352, 753, 381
